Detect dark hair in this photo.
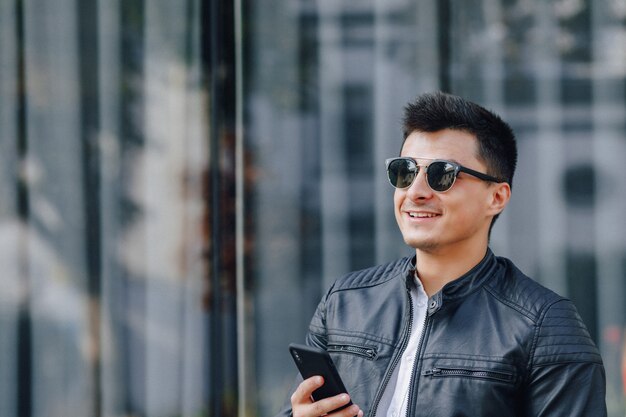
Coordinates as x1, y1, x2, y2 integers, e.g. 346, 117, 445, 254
402, 92, 518, 233
403, 91, 517, 188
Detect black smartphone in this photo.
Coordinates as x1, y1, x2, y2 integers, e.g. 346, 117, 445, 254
288, 343, 352, 410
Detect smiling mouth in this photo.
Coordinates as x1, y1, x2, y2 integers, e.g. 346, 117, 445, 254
408, 212, 440, 218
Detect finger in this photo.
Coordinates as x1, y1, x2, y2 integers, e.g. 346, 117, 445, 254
330, 402, 362, 417
305, 393, 354, 417
291, 376, 324, 405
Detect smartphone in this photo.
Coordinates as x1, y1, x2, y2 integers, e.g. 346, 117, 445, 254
288, 343, 352, 410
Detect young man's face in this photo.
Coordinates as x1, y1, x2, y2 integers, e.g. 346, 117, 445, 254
394, 129, 507, 255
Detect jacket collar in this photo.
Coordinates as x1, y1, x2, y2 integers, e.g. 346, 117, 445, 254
405, 248, 499, 301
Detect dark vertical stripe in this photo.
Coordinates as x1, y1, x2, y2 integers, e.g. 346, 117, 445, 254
205, 0, 223, 414
119, 1, 146, 414
77, 0, 102, 416
205, 0, 238, 414
14, 0, 27, 216
15, 0, 32, 416
437, 0, 451, 92
298, 8, 323, 315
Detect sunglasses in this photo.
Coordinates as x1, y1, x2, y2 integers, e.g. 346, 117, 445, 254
385, 157, 504, 192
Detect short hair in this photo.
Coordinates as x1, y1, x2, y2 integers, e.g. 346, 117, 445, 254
402, 92, 517, 189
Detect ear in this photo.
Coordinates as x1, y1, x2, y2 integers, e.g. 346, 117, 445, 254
487, 182, 511, 216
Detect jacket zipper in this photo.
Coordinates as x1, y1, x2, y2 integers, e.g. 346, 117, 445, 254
368, 286, 414, 417
404, 307, 430, 417
327, 344, 377, 360
422, 367, 514, 383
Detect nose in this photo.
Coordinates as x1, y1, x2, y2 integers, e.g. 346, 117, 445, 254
405, 169, 433, 200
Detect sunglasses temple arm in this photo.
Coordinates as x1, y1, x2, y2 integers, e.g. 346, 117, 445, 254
459, 166, 503, 183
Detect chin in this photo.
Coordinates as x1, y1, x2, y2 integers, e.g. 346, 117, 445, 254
404, 237, 440, 252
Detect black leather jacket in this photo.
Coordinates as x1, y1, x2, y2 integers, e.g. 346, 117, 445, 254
278, 250, 606, 416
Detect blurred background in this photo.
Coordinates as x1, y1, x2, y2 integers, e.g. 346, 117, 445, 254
1, 0, 625, 416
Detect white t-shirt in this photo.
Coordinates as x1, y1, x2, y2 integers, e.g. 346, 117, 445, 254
374, 274, 429, 417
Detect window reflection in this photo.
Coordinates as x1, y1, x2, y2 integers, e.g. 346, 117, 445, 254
247, 1, 626, 416
1, 0, 625, 416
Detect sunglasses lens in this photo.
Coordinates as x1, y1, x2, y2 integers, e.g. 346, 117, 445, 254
427, 161, 457, 192
388, 159, 416, 188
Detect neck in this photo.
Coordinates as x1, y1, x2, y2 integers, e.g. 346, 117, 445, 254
414, 241, 489, 297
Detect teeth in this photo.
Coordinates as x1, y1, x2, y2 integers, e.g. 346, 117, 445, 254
409, 212, 438, 218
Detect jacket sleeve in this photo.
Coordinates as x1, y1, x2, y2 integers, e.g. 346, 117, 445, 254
525, 299, 606, 416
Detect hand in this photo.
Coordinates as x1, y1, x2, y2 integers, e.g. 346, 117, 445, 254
291, 376, 364, 417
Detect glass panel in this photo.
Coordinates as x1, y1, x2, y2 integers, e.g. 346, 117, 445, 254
246, 0, 626, 416
447, 3, 626, 413
0, 0, 215, 416
246, 1, 439, 415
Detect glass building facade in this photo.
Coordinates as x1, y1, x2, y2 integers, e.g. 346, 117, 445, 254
1, 0, 625, 416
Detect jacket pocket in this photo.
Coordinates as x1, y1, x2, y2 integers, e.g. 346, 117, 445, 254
422, 366, 514, 383
327, 344, 377, 360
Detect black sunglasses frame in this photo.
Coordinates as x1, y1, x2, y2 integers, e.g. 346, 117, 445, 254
385, 157, 504, 192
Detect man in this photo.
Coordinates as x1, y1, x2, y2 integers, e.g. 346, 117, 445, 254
279, 92, 606, 416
